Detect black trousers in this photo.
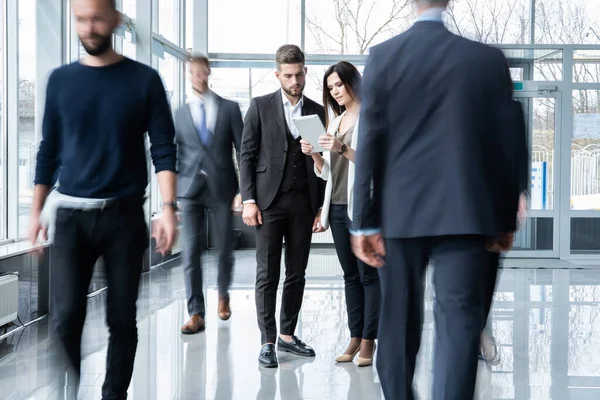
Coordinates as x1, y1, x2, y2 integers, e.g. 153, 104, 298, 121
180, 189, 235, 318
50, 202, 147, 400
255, 190, 313, 344
377, 236, 487, 400
329, 204, 380, 340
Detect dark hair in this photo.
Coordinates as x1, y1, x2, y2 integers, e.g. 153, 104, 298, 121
415, 0, 450, 6
322, 61, 362, 129
188, 53, 210, 69
275, 44, 305, 70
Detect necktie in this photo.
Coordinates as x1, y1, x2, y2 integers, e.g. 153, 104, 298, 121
198, 102, 210, 146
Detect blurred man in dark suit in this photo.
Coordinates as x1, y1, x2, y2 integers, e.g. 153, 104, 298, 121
351, 0, 525, 398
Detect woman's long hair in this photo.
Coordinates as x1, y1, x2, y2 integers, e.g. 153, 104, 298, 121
322, 61, 362, 130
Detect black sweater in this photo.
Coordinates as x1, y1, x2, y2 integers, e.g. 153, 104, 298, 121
34, 57, 176, 199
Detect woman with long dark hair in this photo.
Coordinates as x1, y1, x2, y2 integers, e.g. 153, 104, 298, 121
300, 61, 380, 367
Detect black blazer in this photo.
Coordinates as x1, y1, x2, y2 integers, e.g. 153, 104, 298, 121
239, 90, 326, 213
175, 94, 243, 202
353, 21, 526, 238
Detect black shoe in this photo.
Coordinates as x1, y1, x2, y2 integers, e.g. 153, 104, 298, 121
277, 336, 316, 357
259, 344, 278, 368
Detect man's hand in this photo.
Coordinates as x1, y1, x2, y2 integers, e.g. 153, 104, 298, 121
154, 207, 178, 256
300, 139, 314, 155
242, 203, 262, 227
28, 212, 48, 256
312, 209, 326, 233
487, 232, 514, 253
232, 194, 243, 215
517, 193, 528, 229
351, 233, 386, 268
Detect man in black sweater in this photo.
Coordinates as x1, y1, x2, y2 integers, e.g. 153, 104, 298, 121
29, 1, 178, 398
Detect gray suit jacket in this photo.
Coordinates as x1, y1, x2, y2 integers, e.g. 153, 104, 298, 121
175, 94, 243, 202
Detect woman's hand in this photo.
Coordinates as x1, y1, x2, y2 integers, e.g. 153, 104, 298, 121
318, 134, 343, 153
300, 139, 314, 155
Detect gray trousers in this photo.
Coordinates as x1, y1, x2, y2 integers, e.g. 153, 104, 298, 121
180, 189, 235, 318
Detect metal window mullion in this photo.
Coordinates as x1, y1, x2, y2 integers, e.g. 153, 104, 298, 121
300, 0, 305, 51
1, 0, 9, 240
6, 0, 18, 240
560, 47, 574, 259
153, 34, 189, 60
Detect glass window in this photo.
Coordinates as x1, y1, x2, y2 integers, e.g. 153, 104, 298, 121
516, 97, 555, 211
0, 4, 4, 239
571, 90, 600, 211
573, 50, 600, 83
18, 0, 37, 237
446, 0, 532, 44
159, 0, 180, 45
209, 0, 301, 53
151, 54, 182, 214
208, 68, 250, 116
305, 0, 414, 54
123, 37, 136, 59
123, 0, 136, 19
535, 0, 600, 44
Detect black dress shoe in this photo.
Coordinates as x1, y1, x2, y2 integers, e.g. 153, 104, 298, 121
277, 336, 316, 357
259, 344, 278, 368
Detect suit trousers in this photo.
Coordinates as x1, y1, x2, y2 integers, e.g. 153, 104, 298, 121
50, 203, 147, 400
377, 235, 487, 400
255, 190, 313, 344
180, 188, 235, 318
483, 252, 500, 333
329, 204, 380, 340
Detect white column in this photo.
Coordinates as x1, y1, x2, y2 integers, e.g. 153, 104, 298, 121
193, 0, 208, 54
136, 0, 153, 65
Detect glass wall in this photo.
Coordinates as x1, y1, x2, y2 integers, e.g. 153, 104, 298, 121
0, 3, 4, 240
0, 0, 597, 261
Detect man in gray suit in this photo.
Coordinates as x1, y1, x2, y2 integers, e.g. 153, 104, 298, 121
176, 54, 243, 334
351, 1, 525, 399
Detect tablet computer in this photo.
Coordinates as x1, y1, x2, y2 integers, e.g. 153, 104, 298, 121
292, 114, 328, 153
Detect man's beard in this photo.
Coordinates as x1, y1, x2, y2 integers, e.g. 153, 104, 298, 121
80, 34, 113, 56
283, 84, 304, 98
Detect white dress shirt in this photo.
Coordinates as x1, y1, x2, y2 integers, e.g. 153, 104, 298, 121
189, 89, 218, 135
281, 89, 304, 139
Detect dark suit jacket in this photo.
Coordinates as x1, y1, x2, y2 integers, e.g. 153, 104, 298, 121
175, 94, 243, 202
239, 90, 326, 214
512, 101, 529, 196
353, 21, 525, 238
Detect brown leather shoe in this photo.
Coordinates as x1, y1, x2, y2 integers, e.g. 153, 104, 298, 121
218, 295, 231, 321
181, 315, 205, 334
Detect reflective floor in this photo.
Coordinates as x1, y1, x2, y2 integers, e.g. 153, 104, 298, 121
1, 249, 600, 399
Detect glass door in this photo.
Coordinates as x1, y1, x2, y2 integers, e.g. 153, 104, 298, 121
506, 91, 561, 258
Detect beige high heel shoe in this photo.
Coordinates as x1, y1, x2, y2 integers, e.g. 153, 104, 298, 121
335, 345, 361, 363
356, 342, 376, 367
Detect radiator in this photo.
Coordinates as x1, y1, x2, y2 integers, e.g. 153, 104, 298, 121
0, 274, 18, 327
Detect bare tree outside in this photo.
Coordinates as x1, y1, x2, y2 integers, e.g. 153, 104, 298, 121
445, 0, 530, 44
305, 0, 414, 55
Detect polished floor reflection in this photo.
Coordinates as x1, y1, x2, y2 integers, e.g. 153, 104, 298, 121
1, 249, 600, 399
